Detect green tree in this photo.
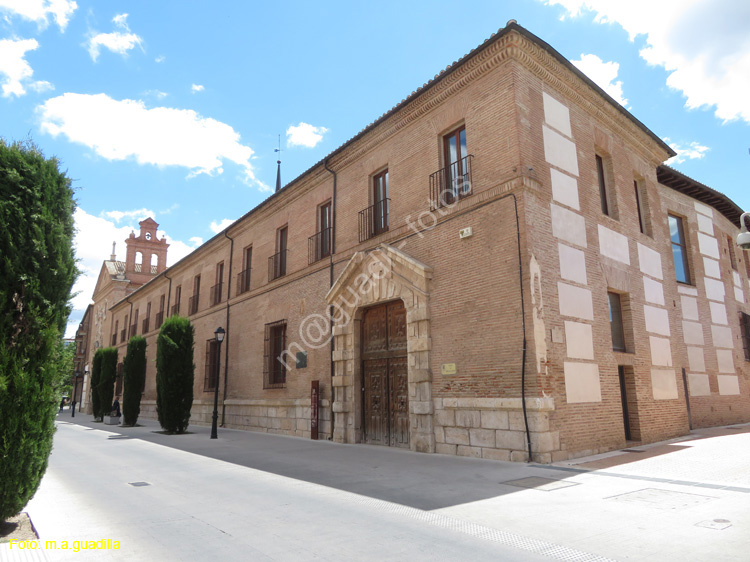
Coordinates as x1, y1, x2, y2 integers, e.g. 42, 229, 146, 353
0, 139, 77, 521
90, 349, 103, 420
156, 316, 194, 434
98, 348, 118, 417
122, 336, 147, 426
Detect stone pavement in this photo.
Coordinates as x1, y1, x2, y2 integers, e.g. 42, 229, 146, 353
1, 411, 748, 561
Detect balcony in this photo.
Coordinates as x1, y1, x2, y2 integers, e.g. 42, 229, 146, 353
188, 295, 199, 315
171, 303, 180, 316
142, 318, 150, 334
268, 250, 288, 282
237, 267, 251, 295
429, 154, 473, 209
155, 311, 164, 330
210, 282, 223, 307
358, 198, 390, 243
308, 227, 332, 264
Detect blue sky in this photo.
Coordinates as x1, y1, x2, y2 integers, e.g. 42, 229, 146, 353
1, 0, 748, 338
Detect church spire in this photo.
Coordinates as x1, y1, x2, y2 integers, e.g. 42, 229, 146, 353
275, 134, 282, 193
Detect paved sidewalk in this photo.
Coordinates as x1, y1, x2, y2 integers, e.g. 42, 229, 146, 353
2, 411, 749, 561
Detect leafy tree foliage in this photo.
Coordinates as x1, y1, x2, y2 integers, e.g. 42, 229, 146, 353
0, 140, 77, 521
90, 350, 103, 419
98, 348, 118, 417
156, 316, 194, 434
122, 336, 147, 426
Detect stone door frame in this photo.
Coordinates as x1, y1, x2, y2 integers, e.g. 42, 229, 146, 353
326, 244, 435, 453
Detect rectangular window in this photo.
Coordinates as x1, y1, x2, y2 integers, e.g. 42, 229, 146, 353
264, 320, 287, 388
238, 245, 252, 294
204, 339, 220, 391
270, 226, 288, 280
727, 235, 737, 271
596, 154, 609, 216
668, 214, 691, 284
113, 320, 119, 346
608, 292, 626, 352
143, 302, 151, 333
372, 170, 389, 235
211, 262, 224, 306
172, 285, 182, 316
443, 126, 470, 202
319, 201, 331, 257
746, 249, 750, 279
189, 275, 200, 315
740, 312, 750, 362
156, 295, 165, 329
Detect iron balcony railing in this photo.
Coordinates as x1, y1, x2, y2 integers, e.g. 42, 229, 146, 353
155, 311, 164, 330
188, 295, 199, 315
429, 154, 473, 209
171, 303, 180, 316
237, 267, 251, 295
308, 227, 332, 264
269, 249, 288, 281
358, 198, 390, 243
142, 318, 150, 334
210, 282, 223, 307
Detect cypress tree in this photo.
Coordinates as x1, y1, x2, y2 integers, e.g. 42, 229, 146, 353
122, 336, 147, 426
156, 316, 194, 434
98, 348, 118, 417
90, 349, 103, 419
0, 140, 77, 521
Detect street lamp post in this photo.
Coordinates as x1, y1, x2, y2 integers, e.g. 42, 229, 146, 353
210, 326, 225, 439
72, 370, 81, 417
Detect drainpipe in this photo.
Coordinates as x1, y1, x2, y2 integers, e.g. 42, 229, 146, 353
324, 158, 337, 440
221, 230, 234, 427
510, 193, 532, 463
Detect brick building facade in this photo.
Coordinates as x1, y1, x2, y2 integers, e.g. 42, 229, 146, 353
76, 22, 750, 462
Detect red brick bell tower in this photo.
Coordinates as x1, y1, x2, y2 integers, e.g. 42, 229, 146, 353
124, 218, 169, 286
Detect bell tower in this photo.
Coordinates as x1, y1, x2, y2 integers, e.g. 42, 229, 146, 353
125, 218, 169, 282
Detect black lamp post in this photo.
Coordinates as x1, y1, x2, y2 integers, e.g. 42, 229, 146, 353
72, 370, 81, 417
210, 326, 225, 439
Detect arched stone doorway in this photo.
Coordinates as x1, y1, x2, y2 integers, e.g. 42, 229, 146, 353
326, 244, 435, 453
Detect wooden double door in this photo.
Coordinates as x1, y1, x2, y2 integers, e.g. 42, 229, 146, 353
361, 301, 409, 448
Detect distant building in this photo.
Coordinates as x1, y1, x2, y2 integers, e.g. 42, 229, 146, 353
77, 22, 749, 462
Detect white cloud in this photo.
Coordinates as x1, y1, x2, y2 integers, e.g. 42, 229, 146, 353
155, 55, 165, 63
189, 236, 203, 247
87, 13, 143, 62
544, 0, 750, 123
38, 93, 264, 189
286, 122, 328, 148
209, 218, 236, 234
101, 208, 154, 223
66, 207, 196, 338
145, 89, 167, 100
571, 53, 627, 107
0, 0, 77, 31
0, 38, 53, 97
191, 84, 204, 93
663, 138, 710, 165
